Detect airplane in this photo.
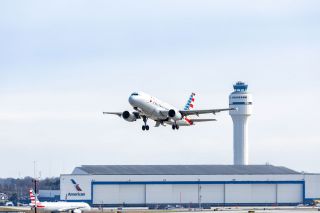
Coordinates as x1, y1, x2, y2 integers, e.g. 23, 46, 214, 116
29, 189, 91, 213
103, 91, 235, 131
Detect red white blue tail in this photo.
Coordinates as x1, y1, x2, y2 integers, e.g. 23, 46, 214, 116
184, 93, 195, 110
29, 189, 44, 207
183, 93, 196, 125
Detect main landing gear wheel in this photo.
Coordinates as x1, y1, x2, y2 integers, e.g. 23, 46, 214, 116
142, 125, 149, 131
142, 116, 149, 131
172, 124, 179, 130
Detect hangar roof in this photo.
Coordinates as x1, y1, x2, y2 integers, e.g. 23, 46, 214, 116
72, 165, 300, 175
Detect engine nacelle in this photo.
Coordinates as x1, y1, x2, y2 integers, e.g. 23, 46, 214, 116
122, 111, 137, 122
168, 109, 182, 121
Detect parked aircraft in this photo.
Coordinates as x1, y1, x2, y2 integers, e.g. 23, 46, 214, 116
29, 189, 90, 213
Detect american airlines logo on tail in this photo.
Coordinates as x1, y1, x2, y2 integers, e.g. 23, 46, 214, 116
68, 179, 85, 196
184, 92, 195, 110
29, 189, 45, 208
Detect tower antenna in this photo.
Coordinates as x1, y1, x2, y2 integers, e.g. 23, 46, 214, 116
33, 161, 39, 213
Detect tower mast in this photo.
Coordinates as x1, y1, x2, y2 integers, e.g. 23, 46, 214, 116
229, 81, 253, 165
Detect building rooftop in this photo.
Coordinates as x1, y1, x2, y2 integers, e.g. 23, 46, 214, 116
71, 165, 300, 175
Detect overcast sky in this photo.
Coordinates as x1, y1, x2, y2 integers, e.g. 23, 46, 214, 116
1, 0, 320, 178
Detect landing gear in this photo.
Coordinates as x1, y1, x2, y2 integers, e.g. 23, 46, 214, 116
142, 116, 150, 131
142, 125, 149, 131
172, 124, 179, 130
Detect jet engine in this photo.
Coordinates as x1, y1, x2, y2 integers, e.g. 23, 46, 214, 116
73, 209, 82, 213
122, 111, 137, 122
168, 109, 182, 121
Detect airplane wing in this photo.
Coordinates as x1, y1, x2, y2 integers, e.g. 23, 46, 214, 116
0, 206, 31, 212
57, 207, 82, 212
103, 112, 122, 117
189, 118, 217, 122
179, 108, 235, 116
103, 111, 141, 119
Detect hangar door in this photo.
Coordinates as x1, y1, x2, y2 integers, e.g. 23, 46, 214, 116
277, 184, 303, 203
225, 183, 303, 204
225, 184, 277, 203
93, 184, 146, 205
146, 184, 198, 203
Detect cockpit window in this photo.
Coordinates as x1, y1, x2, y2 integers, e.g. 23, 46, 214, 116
131, 92, 139, 96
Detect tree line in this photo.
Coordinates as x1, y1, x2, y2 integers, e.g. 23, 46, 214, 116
0, 177, 59, 205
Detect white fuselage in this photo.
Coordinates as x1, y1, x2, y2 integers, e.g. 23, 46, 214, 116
129, 92, 191, 126
35, 201, 91, 212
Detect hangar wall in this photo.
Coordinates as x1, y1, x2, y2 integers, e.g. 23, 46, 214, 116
60, 165, 320, 207
91, 182, 303, 205
60, 174, 316, 206
305, 174, 320, 199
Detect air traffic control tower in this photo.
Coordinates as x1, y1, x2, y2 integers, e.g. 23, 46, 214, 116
229, 81, 252, 165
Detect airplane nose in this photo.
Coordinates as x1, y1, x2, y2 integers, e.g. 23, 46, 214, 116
128, 95, 135, 105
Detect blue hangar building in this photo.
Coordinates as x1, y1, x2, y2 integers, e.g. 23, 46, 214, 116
60, 164, 320, 207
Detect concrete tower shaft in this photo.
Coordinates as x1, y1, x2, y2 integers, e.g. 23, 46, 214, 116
231, 115, 249, 165
229, 81, 252, 165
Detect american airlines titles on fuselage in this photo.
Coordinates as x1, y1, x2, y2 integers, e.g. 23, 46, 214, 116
104, 92, 234, 131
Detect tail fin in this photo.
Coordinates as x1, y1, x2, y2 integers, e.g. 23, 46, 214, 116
184, 93, 195, 110
29, 189, 41, 206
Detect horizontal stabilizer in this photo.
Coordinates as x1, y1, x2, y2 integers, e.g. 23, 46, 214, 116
190, 118, 217, 122
180, 108, 235, 116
